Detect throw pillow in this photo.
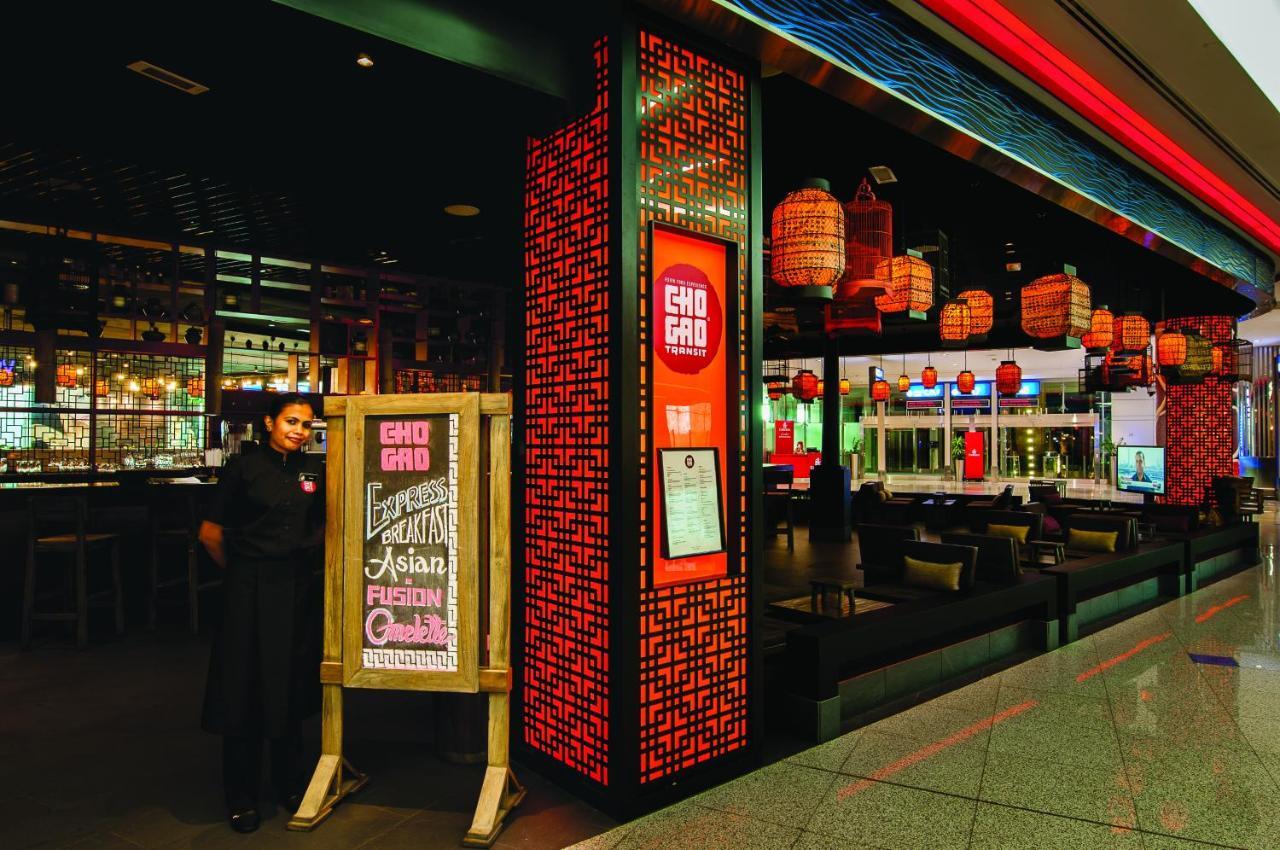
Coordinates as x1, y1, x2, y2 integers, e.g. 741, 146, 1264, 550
902, 555, 963, 591
1069, 528, 1118, 553
987, 523, 1029, 544
1042, 491, 1063, 505
1042, 515, 1062, 535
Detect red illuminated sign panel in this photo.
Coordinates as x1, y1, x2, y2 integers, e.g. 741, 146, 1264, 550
774, 420, 795, 455
650, 223, 738, 587
964, 431, 985, 480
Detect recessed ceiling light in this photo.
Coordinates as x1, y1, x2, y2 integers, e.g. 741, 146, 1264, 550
444, 204, 481, 217
356, 53, 374, 68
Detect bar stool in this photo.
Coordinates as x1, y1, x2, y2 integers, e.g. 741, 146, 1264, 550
148, 485, 219, 633
22, 493, 124, 650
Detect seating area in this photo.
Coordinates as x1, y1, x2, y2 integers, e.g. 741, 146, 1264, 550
767, 482, 1262, 741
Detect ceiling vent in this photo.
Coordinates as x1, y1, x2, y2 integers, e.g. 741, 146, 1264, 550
869, 165, 898, 184
126, 61, 209, 95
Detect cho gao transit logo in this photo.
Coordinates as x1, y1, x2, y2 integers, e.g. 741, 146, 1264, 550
655, 262, 723, 375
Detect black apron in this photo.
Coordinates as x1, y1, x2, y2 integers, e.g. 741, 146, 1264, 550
201, 449, 323, 737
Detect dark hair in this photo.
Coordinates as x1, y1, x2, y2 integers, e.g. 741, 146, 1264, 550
266, 392, 315, 420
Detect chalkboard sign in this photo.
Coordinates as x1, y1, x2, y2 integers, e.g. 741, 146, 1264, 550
341, 394, 479, 692
361, 413, 458, 672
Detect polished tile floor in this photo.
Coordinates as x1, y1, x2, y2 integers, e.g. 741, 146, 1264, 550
573, 509, 1280, 849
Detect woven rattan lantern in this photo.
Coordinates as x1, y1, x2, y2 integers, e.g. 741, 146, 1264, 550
792, 369, 819, 402
872, 379, 890, 402
874, 255, 934, 314
921, 365, 938, 389
767, 381, 783, 401
1081, 307, 1113, 352
1156, 329, 1186, 367
956, 370, 976, 394
0, 368, 13, 388
1116, 313, 1150, 353
1020, 273, 1091, 341
1165, 330, 1212, 384
55, 364, 80, 388
996, 359, 1022, 396
839, 377, 852, 395
939, 298, 971, 348
897, 373, 910, 393
186, 376, 205, 398
837, 179, 892, 295
957, 289, 993, 337
771, 179, 845, 296
94, 379, 109, 398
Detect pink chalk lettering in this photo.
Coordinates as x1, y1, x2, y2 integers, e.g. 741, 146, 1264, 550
379, 420, 430, 446
380, 446, 431, 472
365, 607, 450, 647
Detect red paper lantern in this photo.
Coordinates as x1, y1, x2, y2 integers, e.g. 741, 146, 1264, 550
771, 180, 845, 289
939, 298, 971, 347
767, 381, 783, 400
792, 369, 819, 401
957, 289, 993, 335
1081, 307, 1113, 352
0, 368, 14, 388
871, 379, 890, 402
956, 370, 976, 394
839, 377, 851, 395
55, 364, 80, 388
996, 360, 1022, 395
897, 373, 910, 393
921, 365, 938, 389
816, 379, 825, 397
186, 376, 205, 398
874, 256, 934, 313
1117, 313, 1150, 352
1156, 330, 1186, 367
837, 179, 892, 296
1021, 273, 1091, 339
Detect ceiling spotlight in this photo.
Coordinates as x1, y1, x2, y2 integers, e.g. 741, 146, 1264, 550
356, 53, 374, 68
869, 165, 897, 184
444, 204, 481, 217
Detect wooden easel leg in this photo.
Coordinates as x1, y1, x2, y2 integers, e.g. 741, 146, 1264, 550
463, 692, 526, 848
288, 684, 368, 831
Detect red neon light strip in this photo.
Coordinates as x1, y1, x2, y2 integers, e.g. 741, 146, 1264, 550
1194, 594, 1251, 624
917, 0, 1280, 256
837, 698, 1038, 799
1075, 632, 1173, 683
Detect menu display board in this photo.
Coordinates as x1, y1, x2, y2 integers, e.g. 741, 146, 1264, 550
361, 413, 458, 673
774, 420, 795, 455
659, 448, 726, 559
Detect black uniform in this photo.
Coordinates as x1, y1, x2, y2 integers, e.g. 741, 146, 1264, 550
202, 445, 324, 810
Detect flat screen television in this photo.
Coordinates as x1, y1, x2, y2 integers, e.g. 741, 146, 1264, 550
1115, 445, 1165, 495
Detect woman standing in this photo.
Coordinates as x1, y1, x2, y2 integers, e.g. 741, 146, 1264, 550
199, 393, 324, 833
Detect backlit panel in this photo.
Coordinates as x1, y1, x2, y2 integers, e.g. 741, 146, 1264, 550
636, 31, 751, 785
521, 38, 612, 786
1163, 316, 1235, 506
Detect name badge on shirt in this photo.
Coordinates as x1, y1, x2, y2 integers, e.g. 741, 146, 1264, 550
298, 472, 318, 494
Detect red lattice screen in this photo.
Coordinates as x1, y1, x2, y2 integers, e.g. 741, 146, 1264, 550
1162, 316, 1235, 506
636, 30, 751, 785
521, 38, 612, 786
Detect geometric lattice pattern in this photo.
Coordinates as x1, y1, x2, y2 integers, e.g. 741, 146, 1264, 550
1162, 316, 1236, 506
521, 38, 612, 787
637, 31, 751, 784
721, 0, 1274, 291
639, 577, 750, 783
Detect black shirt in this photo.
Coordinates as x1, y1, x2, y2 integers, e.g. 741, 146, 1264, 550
206, 446, 325, 561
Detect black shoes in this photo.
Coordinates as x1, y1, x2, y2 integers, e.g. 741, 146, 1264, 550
278, 792, 305, 816
228, 807, 260, 833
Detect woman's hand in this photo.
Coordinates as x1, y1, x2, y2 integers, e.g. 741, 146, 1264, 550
199, 520, 227, 568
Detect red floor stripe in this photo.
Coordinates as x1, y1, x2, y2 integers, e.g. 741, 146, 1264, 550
1194, 594, 1251, 624
1076, 632, 1174, 683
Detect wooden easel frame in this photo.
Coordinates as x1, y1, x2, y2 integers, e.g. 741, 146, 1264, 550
289, 393, 524, 846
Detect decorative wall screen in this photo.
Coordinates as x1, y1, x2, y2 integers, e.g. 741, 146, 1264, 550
1162, 316, 1235, 506
636, 30, 751, 785
520, 38, 613, 787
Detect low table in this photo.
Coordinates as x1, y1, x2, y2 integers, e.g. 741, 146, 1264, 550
922, 497, 959, 532
810, 579, 857, 617
1026, 539, 1066, 566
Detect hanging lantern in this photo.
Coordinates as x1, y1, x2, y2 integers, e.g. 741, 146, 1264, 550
874, 255, 934, 314
186, 376, 205, 398
94, 379, 109, 398
1081, 307, 1113, 352
1155, 329, 1186, 367
771, 179, 845, 295
55, 364, 80, 388
839, 377, 851, 395
816, 379, 825, 396
139, 377, 164, 400
939, 298, 971, 348
995, 360, 1022, 395
956, 370, 976, 394
1020, 273, 1091, 341
0, 368, 14, 388
1116, 312, 1150, 353
871, 379, 890, 402
1164, 330, 1212, 384
897, 372, 910, 393
792, 369, 819, 402
921, 365, 938, 389
767, 381, 784, 401
837, 179, 892, 296
1213, 339, 1252, 383
957, 288, 993, 336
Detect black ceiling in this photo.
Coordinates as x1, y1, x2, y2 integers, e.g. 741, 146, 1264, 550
761, 73, 1254, 357
0, 1, 568, 283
